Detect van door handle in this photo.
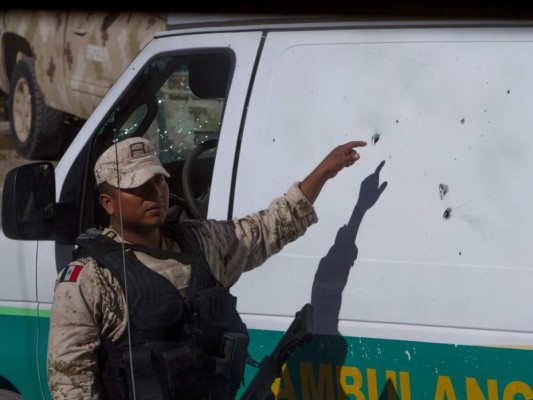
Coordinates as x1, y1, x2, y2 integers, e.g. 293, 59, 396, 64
73, 28, 87, 36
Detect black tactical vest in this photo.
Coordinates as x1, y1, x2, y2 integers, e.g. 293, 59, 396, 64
74, 224, 249, 400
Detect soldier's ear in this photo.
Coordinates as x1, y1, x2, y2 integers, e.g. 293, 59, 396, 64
99, 193, 115, 216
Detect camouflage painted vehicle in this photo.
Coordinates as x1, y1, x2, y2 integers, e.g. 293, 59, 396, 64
0, 10, 167, 160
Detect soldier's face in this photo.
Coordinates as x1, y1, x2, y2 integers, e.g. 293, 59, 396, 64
101, 174, 169, 230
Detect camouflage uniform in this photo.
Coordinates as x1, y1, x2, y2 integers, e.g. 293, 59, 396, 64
47, 182, 317, 399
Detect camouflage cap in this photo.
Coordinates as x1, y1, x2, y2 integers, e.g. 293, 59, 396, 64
94, 137, 170, 189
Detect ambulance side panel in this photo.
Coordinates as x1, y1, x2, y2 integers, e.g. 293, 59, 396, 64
2, 21, 533, 400
232, 27, 533, 398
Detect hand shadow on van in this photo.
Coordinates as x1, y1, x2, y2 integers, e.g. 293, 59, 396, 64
311, 160, 387, 334
290, 161, 387, 398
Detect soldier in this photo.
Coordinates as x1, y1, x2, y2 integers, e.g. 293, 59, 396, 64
47, 136, 367, 399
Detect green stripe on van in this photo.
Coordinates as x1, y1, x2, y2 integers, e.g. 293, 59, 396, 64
241, 330, 533, 399
0, 306, 38, 317
0, 306, 51, 317
0, 313, 45, 399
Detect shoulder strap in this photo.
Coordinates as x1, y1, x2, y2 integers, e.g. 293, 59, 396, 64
75, 232, 210, 270
75, 230, 222, 295
160, 222, 223, 291
161, 221, 205, 259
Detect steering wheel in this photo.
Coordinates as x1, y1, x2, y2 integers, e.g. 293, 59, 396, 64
182, 139, 218, 220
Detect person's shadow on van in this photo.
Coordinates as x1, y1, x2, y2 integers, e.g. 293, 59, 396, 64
294, 160, 387, 398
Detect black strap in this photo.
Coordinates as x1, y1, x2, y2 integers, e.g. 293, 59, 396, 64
76, 232, 217, 280
160, 222, 224, 293
127, 346, 167, 399
161, 221, 206, 259
76, 230, 224, 298
125, 242, 211, 274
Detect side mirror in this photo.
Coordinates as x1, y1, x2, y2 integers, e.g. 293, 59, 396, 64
2, 162, 56, 240
188, 52, 232, 99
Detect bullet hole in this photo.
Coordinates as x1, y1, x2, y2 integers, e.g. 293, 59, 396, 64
459, 251, 462, 256
507, 89, 510, 94
371, 132, 381, 145
460, 118, 465, 125
439, 184, 449, 200
272, 138, 276, 142
396, 119, 399, 123
443, 208, 452, 220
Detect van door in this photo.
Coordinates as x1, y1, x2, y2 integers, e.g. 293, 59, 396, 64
34, 30, 263, 399
232, 26, 533, 398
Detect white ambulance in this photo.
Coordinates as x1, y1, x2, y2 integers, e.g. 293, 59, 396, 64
1, 16, 533, 399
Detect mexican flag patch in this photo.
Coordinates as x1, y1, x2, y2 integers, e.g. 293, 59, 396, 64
60, 264, 83, 282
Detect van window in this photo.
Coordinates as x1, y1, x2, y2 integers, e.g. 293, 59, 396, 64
85, 51, 233, 228
99, 52, 230, 160
112, 59, 226, 163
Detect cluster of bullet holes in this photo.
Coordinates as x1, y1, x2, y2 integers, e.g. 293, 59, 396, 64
370, 131, 455, 220
439, 183, 449, 200
370, 130, 450, 219
375, 91, 513, 254
439, 184, 451, 219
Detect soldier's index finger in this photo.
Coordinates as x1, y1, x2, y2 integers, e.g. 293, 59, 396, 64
347, 140, 368, 148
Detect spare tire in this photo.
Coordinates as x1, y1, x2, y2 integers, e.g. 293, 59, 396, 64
8, 55, 64, 160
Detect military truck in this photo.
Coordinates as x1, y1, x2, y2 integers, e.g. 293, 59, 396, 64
0, 10, 167, 160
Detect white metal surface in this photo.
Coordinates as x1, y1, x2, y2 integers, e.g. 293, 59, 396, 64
232, 26, 533, 344
0, 231, 38, 303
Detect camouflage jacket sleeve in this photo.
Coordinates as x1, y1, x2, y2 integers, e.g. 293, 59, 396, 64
47, 257, 126, 399
184, 182, 318, 287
